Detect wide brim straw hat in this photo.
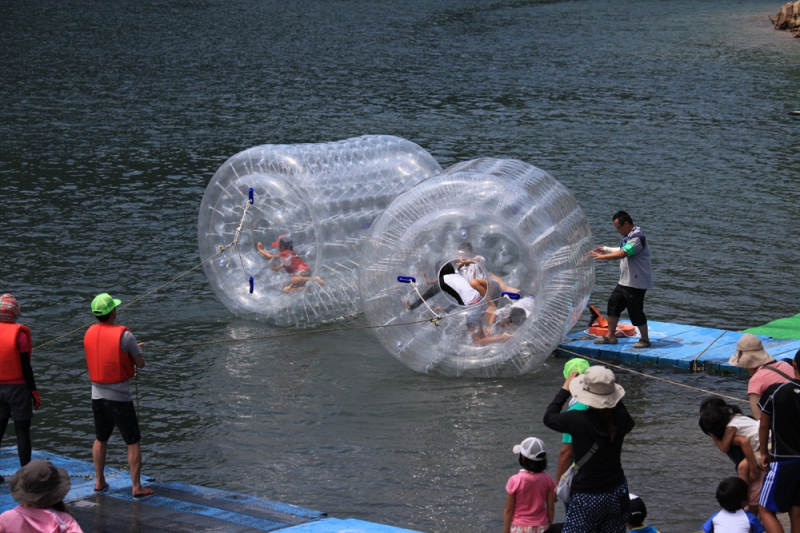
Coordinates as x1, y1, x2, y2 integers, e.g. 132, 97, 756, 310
10, 460, 71, 508
569, 366, 625, 409
728, 333, 775, 369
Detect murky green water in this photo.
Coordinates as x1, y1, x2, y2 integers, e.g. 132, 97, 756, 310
2, 0, 799, 530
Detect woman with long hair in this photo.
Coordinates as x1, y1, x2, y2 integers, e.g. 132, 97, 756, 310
543, 366, 635, 532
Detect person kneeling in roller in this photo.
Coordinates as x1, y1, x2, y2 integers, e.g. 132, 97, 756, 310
257, 235, 324, 292
438, 262, 511, 345
485, 293, 535, 336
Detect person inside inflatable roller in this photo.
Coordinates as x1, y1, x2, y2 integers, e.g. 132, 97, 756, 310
437, 261, 525, 345
257, 235, 325, 292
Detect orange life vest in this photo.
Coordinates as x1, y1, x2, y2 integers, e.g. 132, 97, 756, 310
0, 322, 31, 383
587, 305, 637, 337
84, 323, 136, 384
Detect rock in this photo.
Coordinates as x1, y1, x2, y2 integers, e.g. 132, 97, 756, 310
770, 1, 800, 36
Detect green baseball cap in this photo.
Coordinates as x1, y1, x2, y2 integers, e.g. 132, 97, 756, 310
91, 293, 121, 316
563, 358, 590, 379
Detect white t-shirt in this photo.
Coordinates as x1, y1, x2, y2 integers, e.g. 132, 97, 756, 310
443, 274, 481, 305
727, 414, 760, 452
493, 296, 536, 321
457, 256, 487, 282
701, 509, 764, 533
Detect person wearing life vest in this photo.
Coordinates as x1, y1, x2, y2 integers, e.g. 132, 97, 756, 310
0, 293, 41, 480
83, 293, 154, 500
590, 211, 654, 349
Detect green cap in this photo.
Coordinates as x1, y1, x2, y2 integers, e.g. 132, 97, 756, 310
563, 358, 590, 379
91, 293, 121, 316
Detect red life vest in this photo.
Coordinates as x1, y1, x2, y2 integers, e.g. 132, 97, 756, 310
0, 322, 31, 384
84, 323, 136, 384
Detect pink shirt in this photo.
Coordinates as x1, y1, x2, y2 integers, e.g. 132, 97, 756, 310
747, 361, 795, 397
505, 470, 555, 527
0, 506, 84, 533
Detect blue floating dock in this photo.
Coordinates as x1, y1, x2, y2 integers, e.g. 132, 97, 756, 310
556, 319, 800, 373
0, 448, 422, 533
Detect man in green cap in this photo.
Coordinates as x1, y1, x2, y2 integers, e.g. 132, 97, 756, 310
83, 293, 153, 499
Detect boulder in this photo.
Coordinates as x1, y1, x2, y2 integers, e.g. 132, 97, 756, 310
770, 1, 800, 36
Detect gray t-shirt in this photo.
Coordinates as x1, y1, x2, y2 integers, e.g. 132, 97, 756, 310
618, 228, 653, 289
91, 330, 141, 402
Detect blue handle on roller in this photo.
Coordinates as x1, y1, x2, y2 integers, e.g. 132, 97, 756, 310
502, 292, 520, 300
249, 277, 254, 293
248, 187, 254, 204
397, 276, 417, 284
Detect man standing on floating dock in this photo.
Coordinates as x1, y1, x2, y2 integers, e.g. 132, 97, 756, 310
590, 211, 653, 349
83, 293, 153, 499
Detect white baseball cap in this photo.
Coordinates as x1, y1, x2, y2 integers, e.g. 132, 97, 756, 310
512, 437, 546, 461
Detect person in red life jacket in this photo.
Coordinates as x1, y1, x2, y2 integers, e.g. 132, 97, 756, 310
257, 235, 324, 292
83, 293, 154, 500
0, 293, 41, 482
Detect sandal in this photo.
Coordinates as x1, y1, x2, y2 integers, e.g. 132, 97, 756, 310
93, 482, 110, 493
593, 336, 618, 345
634, 340, 651, 349
132, 487, 155, 500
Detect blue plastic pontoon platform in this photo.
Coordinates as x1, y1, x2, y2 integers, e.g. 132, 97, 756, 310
557, 319, 800, 373
0, 448, 422, 533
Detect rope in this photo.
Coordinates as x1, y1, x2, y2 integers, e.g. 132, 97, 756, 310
409, 281, 441, 322
141, 317, 441, 350
689, 330, 728, 373
33, 248, 226, 351
556, 346, 748, 404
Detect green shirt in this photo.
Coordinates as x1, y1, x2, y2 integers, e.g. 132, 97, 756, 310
561, 400, 589, 444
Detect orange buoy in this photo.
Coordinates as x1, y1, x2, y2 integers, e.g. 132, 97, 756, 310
587, 305, 637, 337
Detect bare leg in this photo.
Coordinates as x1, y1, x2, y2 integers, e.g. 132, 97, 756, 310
737, 459, 749, 483
605, 315, 619, 340
470, 279, 487, 297
638, 320, 650, 343
760, 508, 784, 533
790, 505, 800, 533
128, 442, 143, 495
313, 276, 325, 286
92, 440, 108, 490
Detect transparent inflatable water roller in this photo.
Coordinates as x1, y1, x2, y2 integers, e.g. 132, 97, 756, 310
358, 158, 594, 377
198, 135, 442, 326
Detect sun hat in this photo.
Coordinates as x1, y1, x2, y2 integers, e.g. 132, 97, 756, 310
91, 293, 121, 316
0, 294, 21, 323
569, 366, 625, 409
563, 357, 590, 379
512, 437, 546, 461
728, 333, 774, 369
10, 460, 71, 508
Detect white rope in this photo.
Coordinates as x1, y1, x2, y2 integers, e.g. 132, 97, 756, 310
226, 199, 252, 268
410, 281, 441, 320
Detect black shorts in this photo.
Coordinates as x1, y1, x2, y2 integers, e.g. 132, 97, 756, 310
607, 284, 647, 326
760, 459, 800, 513
0, 384, 33, 421
92, 399, 141, 445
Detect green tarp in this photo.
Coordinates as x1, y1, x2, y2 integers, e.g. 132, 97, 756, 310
745, 312, 800, 340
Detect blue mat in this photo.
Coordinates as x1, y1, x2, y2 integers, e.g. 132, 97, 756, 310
557, 320, 800, 373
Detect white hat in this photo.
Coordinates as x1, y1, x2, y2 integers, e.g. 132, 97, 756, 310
512, 437, 546, 461
569, 366, 625, 409
728, 333, 775, 369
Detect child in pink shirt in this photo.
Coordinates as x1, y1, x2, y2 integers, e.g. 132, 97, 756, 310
504, 437, 556, 533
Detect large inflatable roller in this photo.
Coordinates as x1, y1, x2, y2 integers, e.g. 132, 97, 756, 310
198, 135, 442, 326
358, 158, 594, 377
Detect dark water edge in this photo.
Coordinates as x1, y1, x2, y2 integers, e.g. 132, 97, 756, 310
2, 0, 800, 531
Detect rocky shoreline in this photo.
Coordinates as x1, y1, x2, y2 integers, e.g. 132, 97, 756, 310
771, 1, 800, 36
